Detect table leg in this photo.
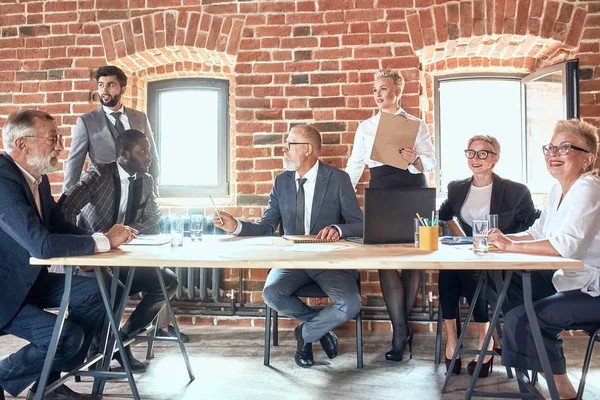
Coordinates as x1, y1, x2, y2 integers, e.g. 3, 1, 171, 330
522, 272, 560, 400
155, 268, 195, 382
35, 266, 73, 400
91, 266, 140, 400
441, 271, 485, 394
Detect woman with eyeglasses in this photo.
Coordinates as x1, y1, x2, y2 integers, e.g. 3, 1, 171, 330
438, 135, 538, 377
345, 69, 436, 362
488, 119, 600, 399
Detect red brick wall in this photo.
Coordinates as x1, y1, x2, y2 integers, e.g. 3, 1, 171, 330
1, 0, 599, 312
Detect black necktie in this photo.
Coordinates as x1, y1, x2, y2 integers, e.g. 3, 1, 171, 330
111, 112, 125, 134
124, 176, 136, 225
295, 178, 307, 235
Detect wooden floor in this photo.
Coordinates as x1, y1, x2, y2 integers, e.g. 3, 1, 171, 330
2, 325, 600, 399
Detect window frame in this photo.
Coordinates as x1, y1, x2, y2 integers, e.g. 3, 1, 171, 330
147, 78, 230, 199
433, 73, 526, 197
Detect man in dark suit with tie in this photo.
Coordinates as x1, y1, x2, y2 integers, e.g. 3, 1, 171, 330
213, 124, 363, 368
60, 129, 179, 372
0, 110, 135, 399
63, 65, 159, 191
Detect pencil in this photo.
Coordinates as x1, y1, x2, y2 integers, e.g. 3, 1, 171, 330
209, 195, 224, 225
415, 213, 426, 227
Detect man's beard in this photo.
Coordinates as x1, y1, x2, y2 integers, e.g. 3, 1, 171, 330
283, 157, 301, 172
100, 93, 121, 108
28, 150, 60, 175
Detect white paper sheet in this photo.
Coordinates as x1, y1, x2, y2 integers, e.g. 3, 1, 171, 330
123, 234, 171, 246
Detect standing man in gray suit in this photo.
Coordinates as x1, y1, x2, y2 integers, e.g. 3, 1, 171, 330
213, 124, 363, 368
63, 65, 159, 191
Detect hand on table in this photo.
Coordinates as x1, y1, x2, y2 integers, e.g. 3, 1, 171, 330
488, 228, 512, 252
316, 226, 340, 241
106, 224, 138, 248
212, 211, 237, 233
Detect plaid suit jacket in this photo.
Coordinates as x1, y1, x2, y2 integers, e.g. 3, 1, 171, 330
60, 161, 160, 234
0, 153, 96, 330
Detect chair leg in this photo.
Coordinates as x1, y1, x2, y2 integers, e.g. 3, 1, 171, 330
264, 305, 272, 366
356, 312, 363, 369
435, 304, 443, 365
273, 310, 279, 347
146, 315, 159, 361
576, 327, 600, 400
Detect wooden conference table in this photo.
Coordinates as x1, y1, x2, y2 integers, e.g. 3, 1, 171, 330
31, 235, 582, 400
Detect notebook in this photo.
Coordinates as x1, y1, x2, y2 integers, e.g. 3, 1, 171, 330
283, 235, 337, 244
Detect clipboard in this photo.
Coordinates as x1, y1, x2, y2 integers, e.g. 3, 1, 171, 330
370, 112, 420, 170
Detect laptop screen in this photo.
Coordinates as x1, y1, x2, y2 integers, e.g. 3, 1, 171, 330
363, 187, 436, 244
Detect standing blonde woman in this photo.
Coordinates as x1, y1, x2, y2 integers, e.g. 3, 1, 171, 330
345, 69, 436, 361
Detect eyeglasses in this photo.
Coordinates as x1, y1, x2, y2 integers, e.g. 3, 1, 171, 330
464, 149, 496, 160
542, 142, 589, 156
22, 135, 63, 146
283, 142, 310, 150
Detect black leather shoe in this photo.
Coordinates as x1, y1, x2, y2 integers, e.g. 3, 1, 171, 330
114, 344, 147, 373
26, 384, 99, 400
294, 324, 314, 368
156, 325, 190, 343
319, 331, 338, 359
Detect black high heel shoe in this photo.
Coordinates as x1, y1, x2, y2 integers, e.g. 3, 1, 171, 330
467, 354, 494, 378
445, 356, 461, 375
385, 328, 414, 361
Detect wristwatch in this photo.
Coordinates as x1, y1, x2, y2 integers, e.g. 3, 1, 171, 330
409, 156, 420, 166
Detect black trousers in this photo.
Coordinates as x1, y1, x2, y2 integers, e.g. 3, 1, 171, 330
438, 270, 489, 323
97, 267, 178, 337
0, 272, 104, 396
496, 270, 600, 374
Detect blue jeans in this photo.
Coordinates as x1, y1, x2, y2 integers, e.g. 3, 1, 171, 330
262, 269, 361, 343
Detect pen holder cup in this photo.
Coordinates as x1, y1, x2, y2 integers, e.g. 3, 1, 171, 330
419, 226, 439, 251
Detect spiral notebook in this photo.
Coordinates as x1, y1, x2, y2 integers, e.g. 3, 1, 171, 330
283, 235, 337, 244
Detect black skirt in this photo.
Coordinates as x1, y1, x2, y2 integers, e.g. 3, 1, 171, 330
369, 164, 427, 189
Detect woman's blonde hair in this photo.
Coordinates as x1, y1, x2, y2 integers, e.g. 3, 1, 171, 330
374, 69, 404, 91
467, 135, 501, 155
553, 119, 599, 156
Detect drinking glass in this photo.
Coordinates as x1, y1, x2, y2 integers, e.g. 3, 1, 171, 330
472, 220, 489, 255
170, 217, 184, 247
486, 214, 499, 230
414, 218, 421, 247
190, 214, 204, 242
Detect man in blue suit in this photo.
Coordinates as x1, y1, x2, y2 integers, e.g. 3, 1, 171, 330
0, 110, 135, 400
214, 124, 363, 368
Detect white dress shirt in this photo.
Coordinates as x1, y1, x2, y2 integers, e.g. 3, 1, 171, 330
116, 162, 136, 224
460, 183, 493, 228
527, 173, 600, 295
345, 109, 436, 188
15, 163, 110, 253
103, 104, 131, 131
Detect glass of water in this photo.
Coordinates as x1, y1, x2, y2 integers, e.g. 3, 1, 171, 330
472, 220, 489, 255
190, 214, 204, 242
486, 214, 498, 230
414, 218, 421, 247
170, 217, 184, 247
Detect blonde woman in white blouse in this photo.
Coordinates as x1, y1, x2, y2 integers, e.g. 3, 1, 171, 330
489, 119, 600, 400
345, 70, 436, 362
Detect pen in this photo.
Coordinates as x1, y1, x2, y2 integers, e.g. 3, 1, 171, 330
415, 213, 426, 227
431, 211, 435, 227
209, 195, 224, 225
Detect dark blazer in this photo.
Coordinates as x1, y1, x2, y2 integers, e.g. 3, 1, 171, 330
60, 161, 160, 235
240, 161, 363, 238
438, 173, 539, 237
0, 153, 96, 330
63, 106, 159, 191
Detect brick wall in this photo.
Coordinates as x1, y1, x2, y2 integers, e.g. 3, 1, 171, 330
1, 0, 600, 319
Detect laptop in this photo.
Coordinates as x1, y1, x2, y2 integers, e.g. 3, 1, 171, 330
346, 187, 436, 245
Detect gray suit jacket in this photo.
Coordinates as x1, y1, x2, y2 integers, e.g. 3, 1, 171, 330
63, 106, 159, 191
240, 161, 363, 238
60, 162, 161, 235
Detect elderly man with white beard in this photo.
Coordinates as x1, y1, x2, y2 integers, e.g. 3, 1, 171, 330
0, 110, 135, 400
213, 124, 363, 368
